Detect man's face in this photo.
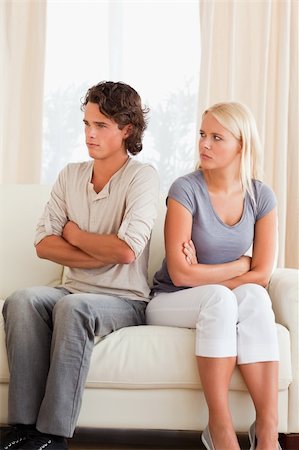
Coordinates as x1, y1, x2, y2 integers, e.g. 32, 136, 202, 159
83, 102, 130, 161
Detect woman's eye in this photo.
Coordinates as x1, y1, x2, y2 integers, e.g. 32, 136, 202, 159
199, 131, 205, 138
214, 135, 221, 141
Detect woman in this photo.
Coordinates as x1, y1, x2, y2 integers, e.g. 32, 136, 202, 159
146, 102, 281, 450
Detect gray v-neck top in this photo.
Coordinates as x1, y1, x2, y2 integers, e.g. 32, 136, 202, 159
152, 170, 276, 293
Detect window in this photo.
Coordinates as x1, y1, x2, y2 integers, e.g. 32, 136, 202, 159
42, 0, 200, 193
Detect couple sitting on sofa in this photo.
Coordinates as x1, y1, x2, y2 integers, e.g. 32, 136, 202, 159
1, 81, 281, 450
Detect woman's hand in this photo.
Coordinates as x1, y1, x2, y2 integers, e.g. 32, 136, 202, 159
238, 255, 252, 275
183, 240, 198, 265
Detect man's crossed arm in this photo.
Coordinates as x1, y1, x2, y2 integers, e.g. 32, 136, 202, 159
35, 221, 135, 269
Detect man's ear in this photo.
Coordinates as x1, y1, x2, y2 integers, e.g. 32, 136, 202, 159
123, 124, 133, 138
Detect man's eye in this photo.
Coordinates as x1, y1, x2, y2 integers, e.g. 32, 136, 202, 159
199, 131, 205, 137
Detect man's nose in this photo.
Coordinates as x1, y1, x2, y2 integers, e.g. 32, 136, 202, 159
86, 126, 96, 138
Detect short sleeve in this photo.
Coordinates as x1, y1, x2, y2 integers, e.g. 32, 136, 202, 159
254, 181, 277, 221
167, 176, 196, 215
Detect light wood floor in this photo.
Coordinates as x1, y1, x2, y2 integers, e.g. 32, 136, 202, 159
68, 428, 251, 449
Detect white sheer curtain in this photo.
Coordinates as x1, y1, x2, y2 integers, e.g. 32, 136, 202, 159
41, 1, 200, 193
0, 0, 47, 183
0, 0, 200, 193
198, 0, 299, 269
1, 0, 297, 269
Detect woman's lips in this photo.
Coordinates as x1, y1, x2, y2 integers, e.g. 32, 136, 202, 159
200, 153, 212, 160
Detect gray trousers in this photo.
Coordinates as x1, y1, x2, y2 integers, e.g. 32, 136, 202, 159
2, 286, 147, 438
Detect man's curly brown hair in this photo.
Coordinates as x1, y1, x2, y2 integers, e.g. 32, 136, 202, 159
81, 81, 149, 155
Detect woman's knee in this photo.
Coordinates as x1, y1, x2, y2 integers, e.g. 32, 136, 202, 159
234, 283, 272, 311
202, 285, 238, 319
234, 284, 276, 328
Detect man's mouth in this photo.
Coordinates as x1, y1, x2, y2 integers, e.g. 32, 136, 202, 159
87, 143, 99, 147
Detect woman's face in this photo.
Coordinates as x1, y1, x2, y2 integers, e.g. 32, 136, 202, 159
199, 112, 242, 172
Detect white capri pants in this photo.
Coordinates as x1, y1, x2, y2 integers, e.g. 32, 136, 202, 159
146, 284, 279, 364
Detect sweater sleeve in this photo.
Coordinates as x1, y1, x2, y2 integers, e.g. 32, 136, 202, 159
117, 165, 159, 258
34, 167, 69, 245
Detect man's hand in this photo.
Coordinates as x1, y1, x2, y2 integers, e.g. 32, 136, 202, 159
63, 221, 81, 247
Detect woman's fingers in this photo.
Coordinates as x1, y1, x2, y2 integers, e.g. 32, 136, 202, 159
183, 240, 198, 264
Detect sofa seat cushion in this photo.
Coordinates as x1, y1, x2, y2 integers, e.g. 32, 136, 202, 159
0, 299, 292, 391
88, 324, 292, 391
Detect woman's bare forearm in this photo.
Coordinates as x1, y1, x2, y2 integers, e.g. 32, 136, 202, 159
169, 255, 251, 287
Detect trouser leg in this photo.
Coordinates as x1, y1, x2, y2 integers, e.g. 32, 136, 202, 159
2, 286, 69, 425
146, 285, 238, 357
234, 284, 279, 364
36, 293, 146, 437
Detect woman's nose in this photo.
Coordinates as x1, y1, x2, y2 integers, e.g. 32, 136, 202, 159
201, 137, 211, 149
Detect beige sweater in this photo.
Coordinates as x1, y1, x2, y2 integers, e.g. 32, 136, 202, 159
35, 158, 159, 301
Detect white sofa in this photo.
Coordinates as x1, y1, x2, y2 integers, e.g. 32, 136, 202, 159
0, 185, 298, 448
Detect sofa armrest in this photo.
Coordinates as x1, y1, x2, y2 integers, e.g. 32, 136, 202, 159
268, 268, 299, 432
268, 268, 299, 330
0, 185, 64, 300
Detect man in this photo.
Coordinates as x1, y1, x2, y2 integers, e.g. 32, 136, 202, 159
1, 81, 159, 450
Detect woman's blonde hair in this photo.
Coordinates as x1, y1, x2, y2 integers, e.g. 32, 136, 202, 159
199, 102, 263, 202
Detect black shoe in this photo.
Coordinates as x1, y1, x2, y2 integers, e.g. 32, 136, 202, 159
0, 425, 29, 450
18, 430, 68, 450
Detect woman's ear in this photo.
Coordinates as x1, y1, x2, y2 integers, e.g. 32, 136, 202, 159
238, 138, 243, 153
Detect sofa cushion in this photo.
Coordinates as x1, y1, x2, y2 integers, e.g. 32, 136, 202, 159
87, 324, 292, 391
1, 300, 291, 391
